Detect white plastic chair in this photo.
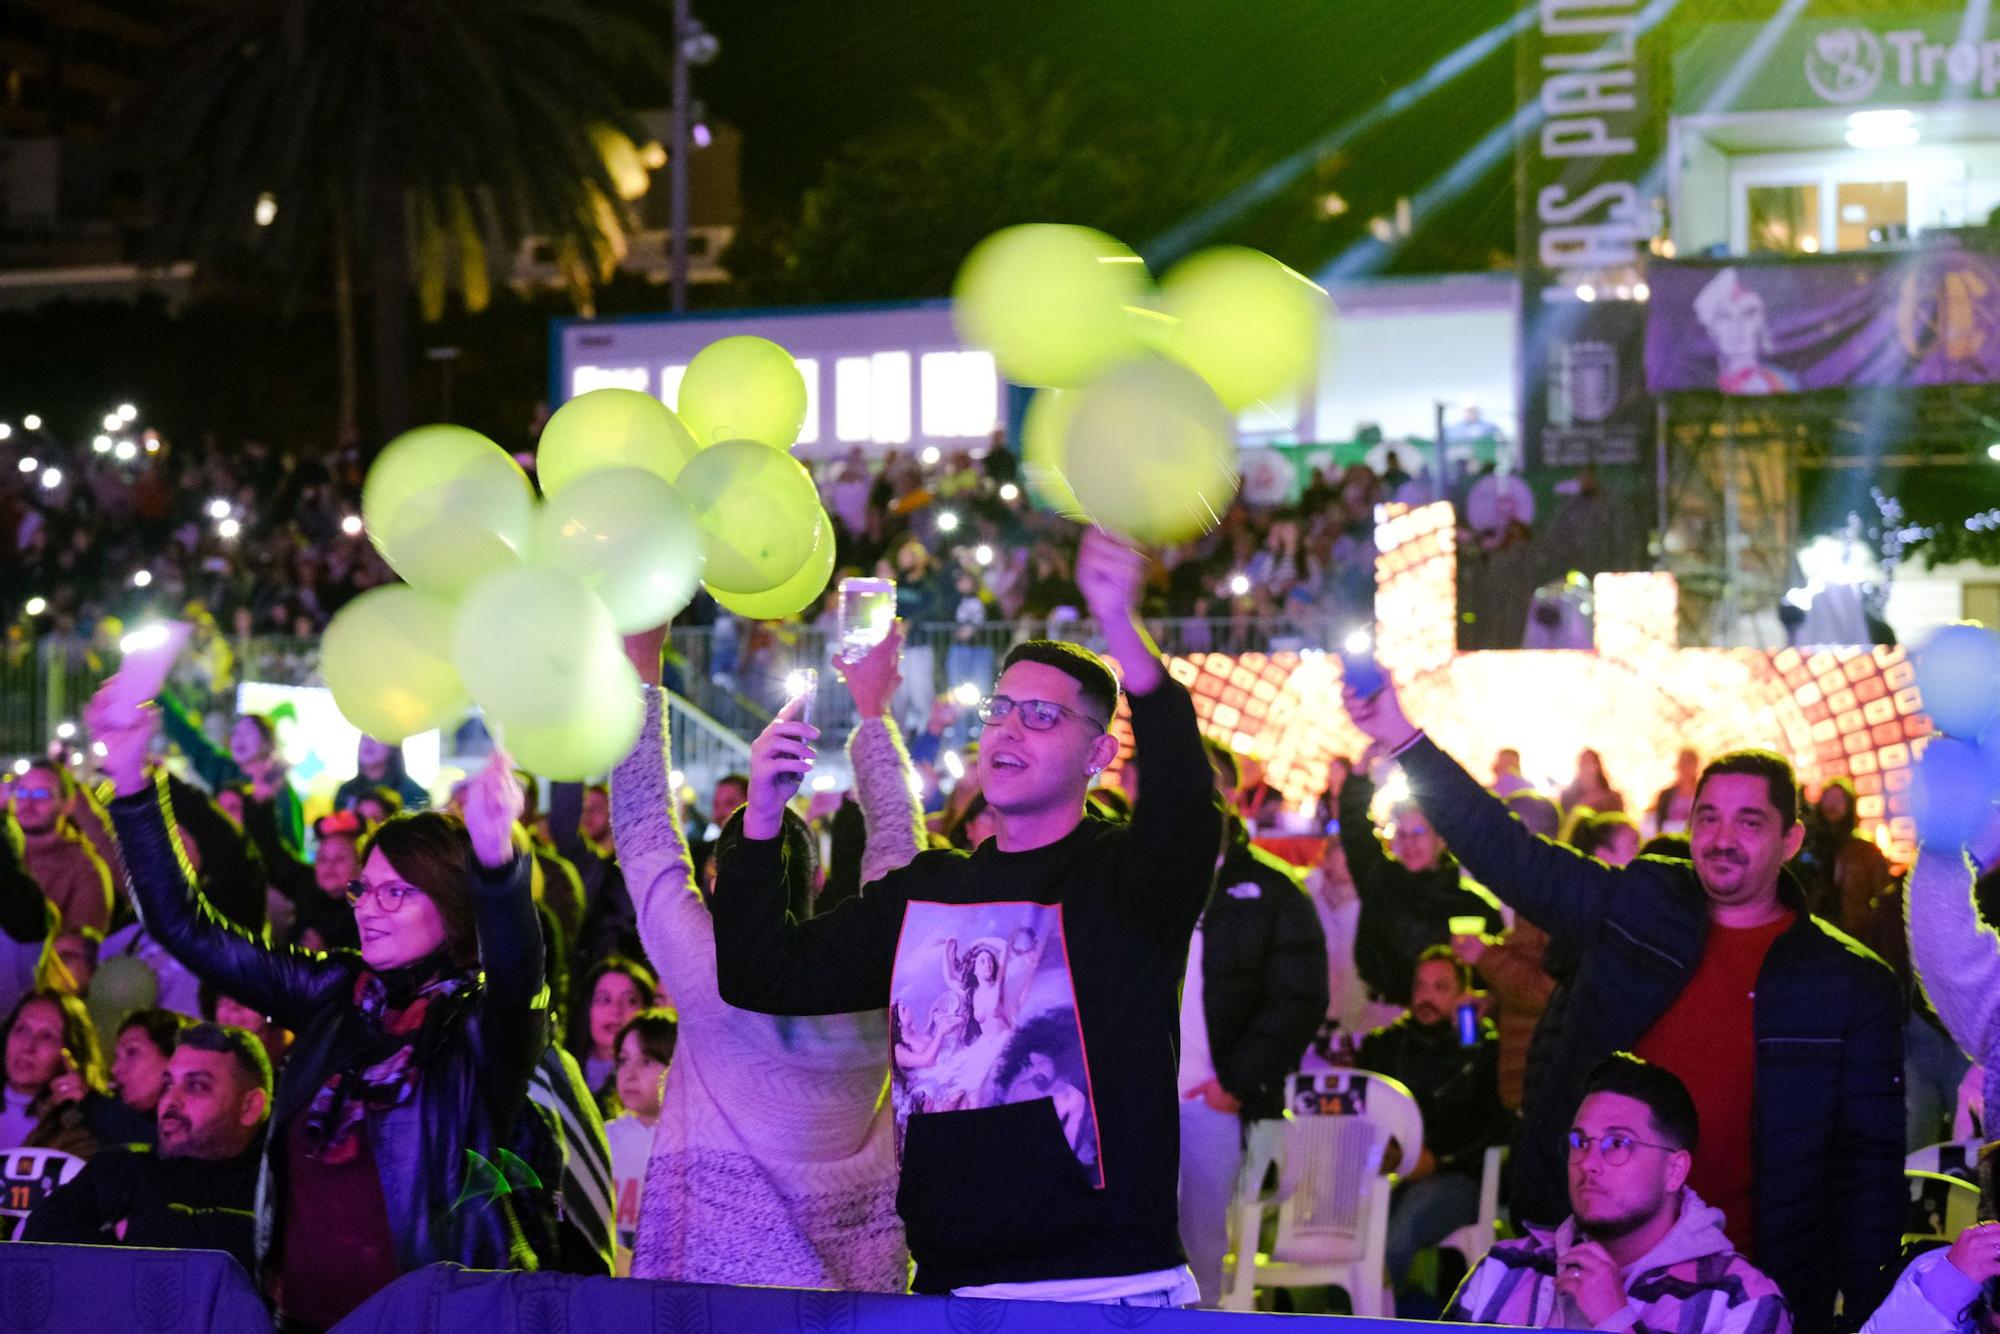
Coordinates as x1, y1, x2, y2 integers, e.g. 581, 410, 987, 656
1906, 1139, 1983, 1186
1220, 1069, 1423, 1316
1438, 1143, 1507, 1272
1906, 1169, 1980, 1242
0, 1147, 84, 1241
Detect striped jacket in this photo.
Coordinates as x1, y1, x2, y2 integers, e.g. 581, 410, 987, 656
1446, 1190, 1791, 1332
527, 1044, 616, 1273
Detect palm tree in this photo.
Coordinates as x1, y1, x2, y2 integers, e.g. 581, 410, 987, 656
130, 0, 673, 445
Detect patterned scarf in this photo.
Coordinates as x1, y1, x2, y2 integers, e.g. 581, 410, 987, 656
300, 963, 467, 1164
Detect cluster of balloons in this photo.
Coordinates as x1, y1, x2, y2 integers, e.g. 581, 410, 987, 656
954, 224, 1331, 544
1910, 621, 2000, 847
323, 335, 830, 778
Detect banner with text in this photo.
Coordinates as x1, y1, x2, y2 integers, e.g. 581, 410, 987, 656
1644, 246, 2000, 394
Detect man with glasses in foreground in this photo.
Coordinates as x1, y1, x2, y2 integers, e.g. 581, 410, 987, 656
711, 528, 1222, 1305
1448, 1053, 1792, 1331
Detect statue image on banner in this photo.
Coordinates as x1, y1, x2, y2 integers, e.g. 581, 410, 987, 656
1693, 267, 1800, 395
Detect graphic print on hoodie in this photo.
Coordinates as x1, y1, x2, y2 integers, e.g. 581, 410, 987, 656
889, 899, 1102, 1186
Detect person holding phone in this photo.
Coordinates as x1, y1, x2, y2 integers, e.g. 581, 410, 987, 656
0, 988, 102, 1157
1357, 946, 1510, 1310
608, 618, 919, 1290
711, 529, 1223, 1305
87, 683, 548, 1331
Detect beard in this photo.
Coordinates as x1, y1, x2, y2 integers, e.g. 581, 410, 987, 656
1575, 1198, 1655, 1243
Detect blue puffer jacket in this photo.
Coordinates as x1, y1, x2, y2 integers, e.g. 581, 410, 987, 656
1397, 736, 1903, 1333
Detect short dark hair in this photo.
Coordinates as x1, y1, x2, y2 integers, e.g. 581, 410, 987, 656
1581, 1052, 1698, 1152
1000, 639, 1119, 727
716, 773, 749, 795
1415, 943, 1471, 992
1203, 738, 1240, 790
117, 1007, 191, 1058
1695, 750, 1799, 831
615, 1009, 678, 1069
1640, 833, 1690, 859
176, 1022, 274, 1097
1571, 811, 1638, 860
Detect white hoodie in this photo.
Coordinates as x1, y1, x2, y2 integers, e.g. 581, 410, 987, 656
1862, 1247, 1988, 1334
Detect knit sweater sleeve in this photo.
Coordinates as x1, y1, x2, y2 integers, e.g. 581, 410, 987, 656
1906, 846, 2000, 1065
846, 715, 924, 887
610, 687, 718, 1017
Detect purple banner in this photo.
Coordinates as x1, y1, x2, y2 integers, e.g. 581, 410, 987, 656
1645, 246, 2000, 394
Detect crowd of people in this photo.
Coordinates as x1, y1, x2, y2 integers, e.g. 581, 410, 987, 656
1, 503, 1998, 1329
0, 416, 1409, 709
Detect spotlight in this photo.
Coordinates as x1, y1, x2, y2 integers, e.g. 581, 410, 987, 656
217, 517, 241, 539
1343, 627, 1374, 655
936, 511, 960, 534
120, 624, 168, 653
207, 499, 231, 520
92, 436, 112, 453
38, 468, 60, 490
998, 483, 1020, 502
114, 440, 138, 461
16, 457, 36, 474
951, 682, 982, 708
1576, 284, 1597, 302
117, 404, 137, 422
1229, 573, 1250, 596
103, 414, 122, 432
341, 515, 364, 536
0, 424, 10, 439
21, 415, 39, 431
920, 446, 942, 466
131, 570, 153, 589
973, 544, 994, 566
10, 760, 26, 777
54, 723, 74, 741
23, 597, 45, 617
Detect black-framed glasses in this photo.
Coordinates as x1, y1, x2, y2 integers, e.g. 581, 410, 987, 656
1567, 1130, 1677, 1166
345, 879, 420, 914
977, 694, 1108, 733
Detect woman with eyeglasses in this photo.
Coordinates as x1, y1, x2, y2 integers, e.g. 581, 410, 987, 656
87, 683, 547, 1333
610, 618, 917, 1290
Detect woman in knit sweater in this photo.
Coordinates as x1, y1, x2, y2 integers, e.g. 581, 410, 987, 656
611, 622, 913, 1291
1907, 828, 2000, 1149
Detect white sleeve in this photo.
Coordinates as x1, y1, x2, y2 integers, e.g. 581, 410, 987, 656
1907, 846, 2000, 1065
610, 687, 720, 1016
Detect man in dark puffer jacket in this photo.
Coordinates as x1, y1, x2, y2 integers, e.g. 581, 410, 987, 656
1344, 681, 1902, 1334
1176, 754, 1327, 1306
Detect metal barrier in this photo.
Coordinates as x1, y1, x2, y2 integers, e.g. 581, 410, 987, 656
0, 614, 1363, 761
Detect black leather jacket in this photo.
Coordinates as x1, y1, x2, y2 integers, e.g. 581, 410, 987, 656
109, 775, 547, 1284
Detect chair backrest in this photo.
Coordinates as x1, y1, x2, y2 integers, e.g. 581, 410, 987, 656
0, 1148, 84, 1239
1906, 1169, 1981, 1242
1906, 1139, 1984, 1186
1273, 1070, 1423, 1249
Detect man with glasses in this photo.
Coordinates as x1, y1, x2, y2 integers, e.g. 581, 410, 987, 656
1448, 1054, 1791, 1332
712, 528, 1222, 1305
7, 763, 113, 933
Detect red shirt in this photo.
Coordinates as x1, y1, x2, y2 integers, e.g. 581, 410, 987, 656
279, 1120, 402, 1328
1632, 911, 1793, 1258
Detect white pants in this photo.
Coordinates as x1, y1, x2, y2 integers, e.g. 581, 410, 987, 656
1178, 1098, 1245, 1308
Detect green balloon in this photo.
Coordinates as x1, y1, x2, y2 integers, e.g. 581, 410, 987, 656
1019, 389, 1087, 520
322, 586, 469, 743
367, 428, 535, 596
1159, 246, 1328, 412
362, 424, 509, 540
503, 647, 644, 781
451, 566, 619, 729
87, 954, 159, 1039
953, 224, 1151, 388
675, 439, 825, 595
537, 388, 700, 494
535, 468, 705, 633
709, 514, 837, 621
677, 336, 809, 450
1062, 357, 1239, 544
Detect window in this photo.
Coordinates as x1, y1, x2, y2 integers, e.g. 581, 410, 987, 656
834, 352, 911, 444
1747, 183, 1822, 254
795, 358, 821, 445
919, 350, 999, 439
572, 365, 648, 395
1835, 181, 1909, 250
659, 364, 687, 409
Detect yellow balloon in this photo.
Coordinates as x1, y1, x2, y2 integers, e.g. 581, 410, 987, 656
709, 515, 837, 620
363, 424, 515, 542
677, 336, 809, 450
1159, 246, 1329, 412
535, 467, 705, 632
375, 447, 534, 597
501, 650, 644, 781
451, 566, 619, 729
953, 224, 1151, 388
674, 439, 825, 595
1062, 357, 1239, 544
538, 388, 700, 494
321, 586, 469, 743
1019, 389, 1087, 520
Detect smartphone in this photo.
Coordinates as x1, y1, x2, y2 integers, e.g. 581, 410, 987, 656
101, 620, 193, 717
1448, 915, 1487, 940
835, 578, 897, 663
776, 669, 817, 795
1455, 1000, 1480, 1048
1338, 648, 1387, 699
